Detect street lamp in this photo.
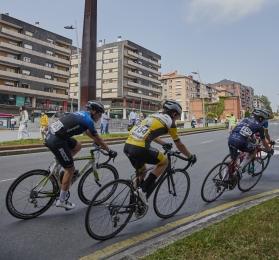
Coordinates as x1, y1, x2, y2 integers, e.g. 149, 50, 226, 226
191, 70, 205, 127
64, 20, 81, 111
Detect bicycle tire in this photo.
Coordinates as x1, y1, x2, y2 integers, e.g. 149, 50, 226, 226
6, 169, 58, 219
201, 162, 228, 202
238, 157, 263, 192
153, 169, 190, 218
85, 179, 135, 240
262, 154, 271, 171
78, 164, 119, 205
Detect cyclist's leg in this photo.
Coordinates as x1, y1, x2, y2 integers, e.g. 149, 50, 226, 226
238, 142, 257, 170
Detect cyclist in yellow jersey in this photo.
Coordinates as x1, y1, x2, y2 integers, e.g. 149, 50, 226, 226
124, 100, 197, 206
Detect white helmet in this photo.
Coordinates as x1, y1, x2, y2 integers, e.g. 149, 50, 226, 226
252, 108, 270, 119
163, 100, 182, 115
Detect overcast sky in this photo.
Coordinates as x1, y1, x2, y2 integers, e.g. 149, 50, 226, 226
2, 0, 279, 110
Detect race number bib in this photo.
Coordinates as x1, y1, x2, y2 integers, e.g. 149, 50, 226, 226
131, 125, 150, 141
50, 120, 64, 134
239, 126, 253, 137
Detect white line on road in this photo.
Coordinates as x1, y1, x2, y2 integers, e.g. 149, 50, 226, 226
0, 178, 16, 183
201, 140, 213, 144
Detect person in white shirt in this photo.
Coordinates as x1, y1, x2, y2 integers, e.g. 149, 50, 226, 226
18, 106, 29, 140
101, 110, 110, 134
10, 116, 16, 131
129, 108, 137, 126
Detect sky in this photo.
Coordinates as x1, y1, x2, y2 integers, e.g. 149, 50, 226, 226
2, 0, 279, 111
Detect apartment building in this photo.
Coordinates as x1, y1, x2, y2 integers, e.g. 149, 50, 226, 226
160, 71, 219, 120
210, 79, 254, 111
253, 97, 265, 108
0, 13, 72, 114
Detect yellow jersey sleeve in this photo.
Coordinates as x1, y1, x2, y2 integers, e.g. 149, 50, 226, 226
168, 122, 180, 142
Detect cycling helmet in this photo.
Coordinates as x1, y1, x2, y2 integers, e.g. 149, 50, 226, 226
163, 100, 182, 115
86, 100, 105, 114
252, 107, 269, 119
262, 108, 272, 118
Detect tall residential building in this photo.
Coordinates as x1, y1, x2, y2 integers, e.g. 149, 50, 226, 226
253, 97, 265, 108
0, 13, 72, 114
160, 71, 219, 120
70, 38, 162, 118
209, 79, 254, 111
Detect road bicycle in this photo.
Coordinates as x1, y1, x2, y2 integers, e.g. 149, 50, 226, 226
201, 145, 263, 203
85, 149, 192, 240
6, 145, 118, 219
222, 138, 274, 171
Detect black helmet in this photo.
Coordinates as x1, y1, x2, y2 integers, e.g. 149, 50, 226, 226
86, 100, 105, 114
163, 100, 182, 115
252, 107, 270, 119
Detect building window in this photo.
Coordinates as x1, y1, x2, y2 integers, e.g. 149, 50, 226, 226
149, 74, 153, 78
44, 87, 51, 92
9, 41, 17, 46
25, 31, 33, 37
138, 70, 142, 75
5, 82, 14, 87
47, 39, 54, 44
176, 85, 182, 89
175, 92, 181, 96
112, 48, 118, 53
149, 83, 153, 87
46, 50, 53, 56
45, 75, 51, 80
175, 79, 181, 82
112, 58, 118, 62
45, 62, 52, 68
138, 60, 142, 65
103, 59, 109, 64
169, 86, 172, 90
22, 70, 30, 75
6, 68, 15, 73
24, 44, 32, 50
7, 54, 16, 59
23, 57, 31, 62
104, 49, 110, 54
21, 83, 30, 89
138, 51, 142, 56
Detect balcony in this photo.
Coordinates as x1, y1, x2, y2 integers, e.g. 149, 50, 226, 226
0, 55, 70, 77
0, 41, 70, 66
0, 70, 69, 88
125, 60, 161, 76
0, 84, 68, 99
126, 80, 162, 93
124, 91, 161, 102
0, 27, 71, 54
126, 50, 161, 68
127, 71, 161, 84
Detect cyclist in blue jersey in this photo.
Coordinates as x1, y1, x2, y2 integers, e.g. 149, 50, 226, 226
228, 107, 274, 176
46, 100, 117, 210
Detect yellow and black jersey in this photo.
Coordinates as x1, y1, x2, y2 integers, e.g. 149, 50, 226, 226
126, 113, 180, 148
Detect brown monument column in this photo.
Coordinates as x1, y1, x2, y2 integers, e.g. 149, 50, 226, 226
80, 0, 97, 109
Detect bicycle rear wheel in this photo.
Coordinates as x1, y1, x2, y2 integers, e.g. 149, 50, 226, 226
153, 169, 190, 218
85, 179, 135, 240
6, 170, 58, 219
78, 164, 119, 205
201, 163, 228, 202
238, 157, 263, 192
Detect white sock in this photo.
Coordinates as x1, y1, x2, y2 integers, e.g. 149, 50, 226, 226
240, 155, 252, 169
59, 190, 68, 202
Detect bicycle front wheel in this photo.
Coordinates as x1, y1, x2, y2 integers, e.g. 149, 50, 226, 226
78, 164, 119, 205
201, 163, 228, 202
6, 170, 58, 219
257, 149, 270, 171
153, 169, 190, 218
238, 157, 263, 192
85, 179, 135, 240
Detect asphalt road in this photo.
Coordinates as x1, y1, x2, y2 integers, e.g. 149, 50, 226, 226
0, 122, 279, 260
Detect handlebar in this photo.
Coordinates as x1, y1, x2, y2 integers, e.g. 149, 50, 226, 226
163, 148, 192, 171
90, 143, 114, 165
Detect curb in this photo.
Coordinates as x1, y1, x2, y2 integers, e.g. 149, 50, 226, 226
0, 127, 225, 157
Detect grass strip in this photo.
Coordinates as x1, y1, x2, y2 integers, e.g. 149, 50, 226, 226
142, 196, 279, 260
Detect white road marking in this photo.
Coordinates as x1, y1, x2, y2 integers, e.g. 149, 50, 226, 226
0, 178, 16, 183
201, 140, 213, 144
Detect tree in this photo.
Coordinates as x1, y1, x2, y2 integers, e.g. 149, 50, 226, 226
255, 95, 272, 112
245, 111, 250, 118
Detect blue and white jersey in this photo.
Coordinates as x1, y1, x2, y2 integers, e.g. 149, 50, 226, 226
229, 117, 265, 143
49, 111, 98, 138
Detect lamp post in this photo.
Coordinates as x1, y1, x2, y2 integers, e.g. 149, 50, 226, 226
191, 71, 205, 127
139, 92, 143, 121
64, 20, 81, 111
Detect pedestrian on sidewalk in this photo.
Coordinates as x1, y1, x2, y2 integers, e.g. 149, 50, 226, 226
101, 110, 110, 134
129, 108, 137, 126
39, 110, 49, 140
18, 106, 29, 140
52, 106, 66, 120
10, 116, 16, 131
214, 117, 218, 124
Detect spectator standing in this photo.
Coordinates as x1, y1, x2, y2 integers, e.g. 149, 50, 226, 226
18, 106, 29, 140
101, 110, 110, 134
227, 112, 237, 135
39, 110, 49, 140
129, 108, 137, 126
214, 117, 218, 124
52, 106, 66, 120
10, 116, 16, 131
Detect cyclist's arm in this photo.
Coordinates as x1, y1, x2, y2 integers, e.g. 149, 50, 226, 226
175, 140, 191, 158
84, 130, 110, 152
261, 138, 271, 152
264, 128, 271, 142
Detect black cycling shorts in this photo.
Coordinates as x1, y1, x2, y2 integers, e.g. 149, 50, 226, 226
228, 139, 256, 159
45, 132, 77, 168
123, 143, 166, 171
